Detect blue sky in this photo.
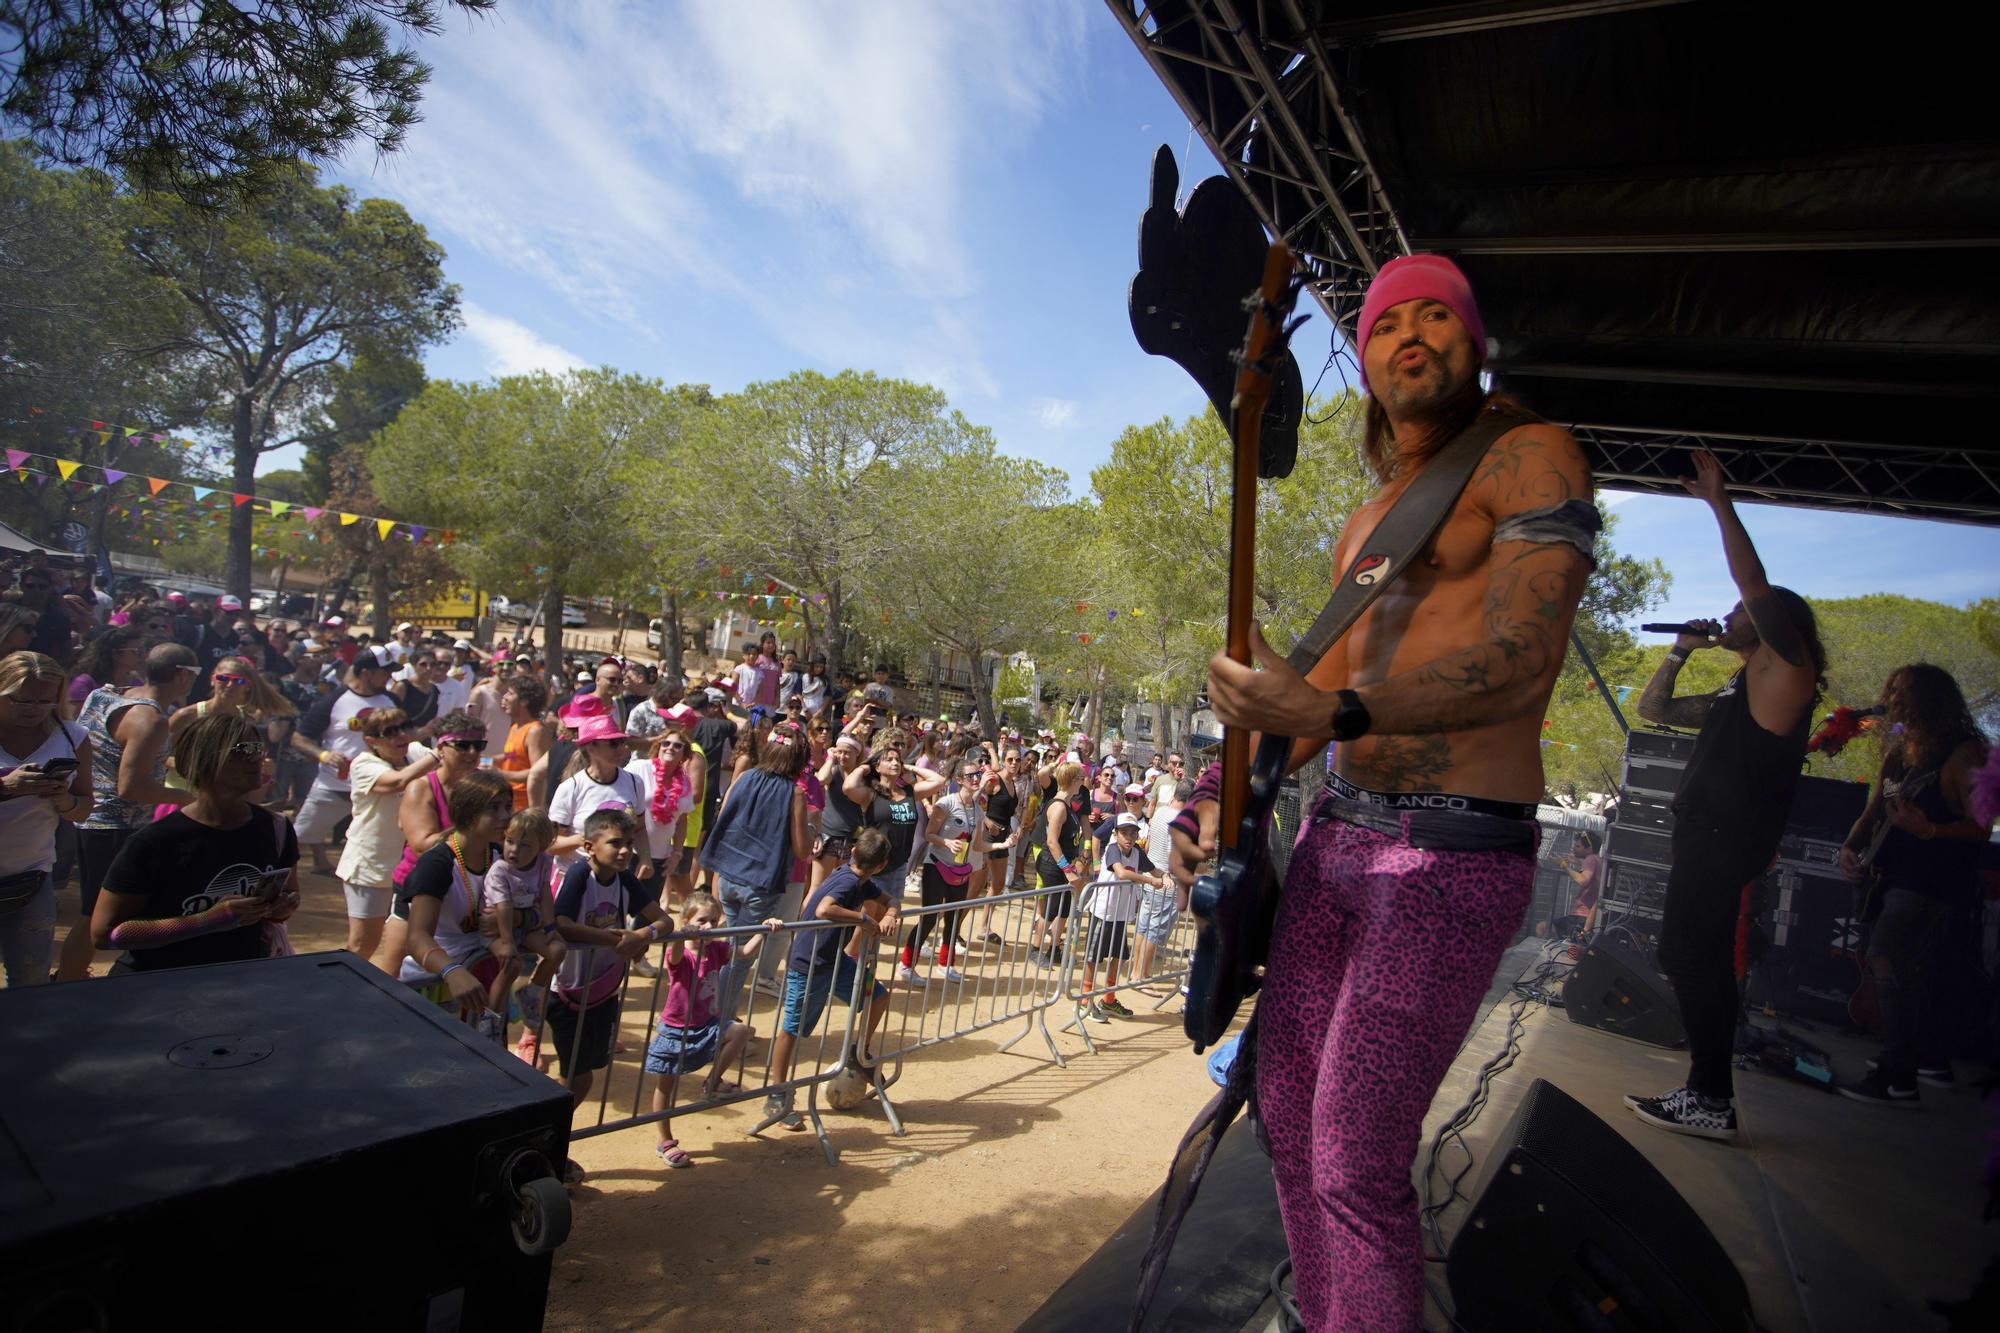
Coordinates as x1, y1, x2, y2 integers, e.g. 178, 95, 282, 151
313, 0, 1997, 627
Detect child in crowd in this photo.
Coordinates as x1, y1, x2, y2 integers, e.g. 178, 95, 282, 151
646, 889, 779, 1168
549, 807, 669, 1152
762, 828, 899, 1132
484, 808, 569, 1064
1078, 814, 1164, 1023
1133, 778, 1193, 986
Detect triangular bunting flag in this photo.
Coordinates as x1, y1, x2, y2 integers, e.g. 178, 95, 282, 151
4, 449, 27, 470
89, 420, 106, 430
376, 518, 395, 540
95, 431, 110, 447
269, 501, 290, 517
231, 493, 251, 507
55, 459, 80, 480
339, 512, 359, 526
102, 468, 127, 485
408, 524, 425, 542
303, 507, 323, 521
147, 476, 168, 495
191, 486, 214, 501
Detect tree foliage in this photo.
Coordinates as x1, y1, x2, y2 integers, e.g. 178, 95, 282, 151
368, 369, 698, 666
125, 161, 458, 600
0, 0, 494, 206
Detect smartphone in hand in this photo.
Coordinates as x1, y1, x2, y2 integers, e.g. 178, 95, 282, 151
38, 757, 79, 782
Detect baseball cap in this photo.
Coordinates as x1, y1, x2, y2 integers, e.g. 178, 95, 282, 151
217, 595, 243, 611
453, 638, 473, 650
351, 647, 391, 671
1123, 783, 1146, 797
704, 687, 729, 706
300, 638, 325, 653
664, 702, 700, 726
395, 621, 415, 632
165, 590, 188, 604
322, 615, 345, 628
1115, 812, 1143, 831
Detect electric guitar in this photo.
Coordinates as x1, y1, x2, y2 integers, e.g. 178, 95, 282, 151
1183, 244, 1307, 1052
1844, 765, 1937, 1033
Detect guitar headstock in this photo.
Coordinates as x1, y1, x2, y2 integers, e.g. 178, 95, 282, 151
1230, 243, 1309, 442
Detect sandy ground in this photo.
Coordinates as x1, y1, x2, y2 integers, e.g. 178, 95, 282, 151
52, 866, 1224, 1331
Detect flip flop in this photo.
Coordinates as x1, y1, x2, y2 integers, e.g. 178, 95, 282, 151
703, 1078, 742, 1097
655, 1140, 694, 1169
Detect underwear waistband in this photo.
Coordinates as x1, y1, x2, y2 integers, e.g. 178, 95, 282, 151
1322, 772, 1538, 823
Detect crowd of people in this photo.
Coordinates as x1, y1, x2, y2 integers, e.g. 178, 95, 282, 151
0, 556, 1204, 1171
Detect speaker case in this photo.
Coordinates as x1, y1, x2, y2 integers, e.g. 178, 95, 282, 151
1446, 1079, 1753, 1333
0, 952, 573, 1332
1564, 938, 1686, 1048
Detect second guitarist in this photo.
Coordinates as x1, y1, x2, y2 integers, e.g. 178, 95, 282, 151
1170, 254, 1599, 1332
1836, 664, 1991, 1105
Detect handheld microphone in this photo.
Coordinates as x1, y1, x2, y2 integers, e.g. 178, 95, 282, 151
1640, 622, 1707, 635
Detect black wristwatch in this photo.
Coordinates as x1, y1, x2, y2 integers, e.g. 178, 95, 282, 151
1329, 688, 1371, 743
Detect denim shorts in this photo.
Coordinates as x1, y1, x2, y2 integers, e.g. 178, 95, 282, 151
644, 1018, 720, 1076
779, 953, 884, 1037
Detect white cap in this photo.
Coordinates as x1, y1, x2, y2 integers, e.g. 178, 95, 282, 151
1114, 812, 1143, 831
452, 638, 473, 650
395, 621, 416, 632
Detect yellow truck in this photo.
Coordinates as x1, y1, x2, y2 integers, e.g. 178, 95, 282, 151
397, 584, 489, 633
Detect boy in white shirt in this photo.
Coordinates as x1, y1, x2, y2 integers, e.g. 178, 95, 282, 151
1077, 813, 1165, 1023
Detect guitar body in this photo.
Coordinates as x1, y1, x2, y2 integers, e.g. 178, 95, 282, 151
1186, 732, 1293, 1050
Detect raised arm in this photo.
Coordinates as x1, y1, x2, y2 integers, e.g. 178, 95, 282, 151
1682, 450, 1810, 669
1634, 636, 1720, 731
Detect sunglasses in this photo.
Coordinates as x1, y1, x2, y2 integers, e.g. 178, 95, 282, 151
376, 724, 412, 738
442, 737, 488, 753
212, 673, 246, 687
658, 738, 689, 751
230, 740, 266, 759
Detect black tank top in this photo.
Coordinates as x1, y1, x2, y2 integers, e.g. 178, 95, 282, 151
1035, 790, 1086, 881
820, 778, 865, 841
1672, 667, 1809, 852
1875, 741, 1985, 899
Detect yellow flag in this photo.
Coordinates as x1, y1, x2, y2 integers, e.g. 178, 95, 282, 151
55, 459, 80, 480
339, 512, 360, 526
375, 518, 395, 540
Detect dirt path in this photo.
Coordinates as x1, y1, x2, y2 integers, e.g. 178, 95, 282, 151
53, 871, 1221, 1329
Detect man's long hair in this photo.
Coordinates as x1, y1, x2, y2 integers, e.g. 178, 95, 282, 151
1887, 662, 1987, 769
1361, 380, 1534, 481
1765, 587, 1828, 703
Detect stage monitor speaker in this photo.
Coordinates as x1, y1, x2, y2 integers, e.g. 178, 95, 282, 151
0, 952, 573, 1332
1446, 1079, 1753, 1332
1564, 939, 1685, 1048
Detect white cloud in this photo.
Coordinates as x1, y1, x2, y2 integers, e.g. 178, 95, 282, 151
458, 302, 587, 377
1036, 397, 1079, 429
343, 1, 1086, 391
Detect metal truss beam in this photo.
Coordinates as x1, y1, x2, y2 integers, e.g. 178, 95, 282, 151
1311, 0, 1692, 45
1579, 426, 2000, 526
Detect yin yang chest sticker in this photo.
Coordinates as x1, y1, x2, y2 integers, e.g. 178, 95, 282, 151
1350, 554, 1390, 586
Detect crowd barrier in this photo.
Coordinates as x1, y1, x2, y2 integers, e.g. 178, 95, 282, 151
413, 871, 1201, 1166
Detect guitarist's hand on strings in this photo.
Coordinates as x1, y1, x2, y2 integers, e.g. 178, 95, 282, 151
1838, 846, 1866, 881
1206, 621, 1329, 737
1883, 793, 1936, 840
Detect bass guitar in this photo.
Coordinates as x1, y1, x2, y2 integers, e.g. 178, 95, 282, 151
1844, 765, 1936, 1034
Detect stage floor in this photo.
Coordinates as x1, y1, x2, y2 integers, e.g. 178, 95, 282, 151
1410, 942, 1994, 1332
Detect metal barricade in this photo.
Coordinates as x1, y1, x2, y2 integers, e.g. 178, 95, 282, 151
1046, 878, 1197, 1055
551, 915, 878, 1167
873, 883, 1077, 1093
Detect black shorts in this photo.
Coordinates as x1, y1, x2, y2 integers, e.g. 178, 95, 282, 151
670, 844, 696, 876
545, 993, 619, 1078
815, 833, 852, 861
1037, 872, 1073, 921
1085, 918, 1128, 964
75, 825, 136, 915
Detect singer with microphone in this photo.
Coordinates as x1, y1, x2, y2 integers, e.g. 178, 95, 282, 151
1625, 449, 1825, 1143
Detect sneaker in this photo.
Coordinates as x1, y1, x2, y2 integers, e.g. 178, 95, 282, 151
515, 982, 546, 1030
1627, 1086, 1737, 1141
1838, 1071, 1920, 1107
631, 955, 662, 979
898, 965, 925, 985
942, 966, 966, 982
1101, 998, 1134, 1017
984, 931, 1004, 947
1083, 1000, 1111, 1025
475, 1009, 506, 1047
760, 1091, 802, 1131
1865, 1058, 1953, 1089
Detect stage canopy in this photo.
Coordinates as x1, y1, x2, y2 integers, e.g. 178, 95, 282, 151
1108, 1, 2000, 524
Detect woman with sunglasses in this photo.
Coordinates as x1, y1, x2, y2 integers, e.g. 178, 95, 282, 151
625, 720, 698, 894
335, 707, 440, 964
91, 712, 300, 974
168, 655, 295, 740
378, 710, 489, 975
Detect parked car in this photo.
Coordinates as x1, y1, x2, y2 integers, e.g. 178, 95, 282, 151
560, 603, 587, 627
488, 595, 527, 622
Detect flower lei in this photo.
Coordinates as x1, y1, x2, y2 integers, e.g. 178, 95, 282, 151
651, 749, 690, 827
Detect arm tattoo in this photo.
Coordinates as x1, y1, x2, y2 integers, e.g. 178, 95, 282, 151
1345, 735, 1454, 793
1409, 551, 1571, 705
1635, 654, 1715, 730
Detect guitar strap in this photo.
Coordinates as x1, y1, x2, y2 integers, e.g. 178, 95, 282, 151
1131, 402, 1532, 1332
1283, 402, 1532, 674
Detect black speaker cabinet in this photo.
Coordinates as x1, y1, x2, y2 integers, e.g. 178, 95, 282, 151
0, 952, 573, 1332
1565, 939, 1686, 1048
1446, 1079, 1754, 1332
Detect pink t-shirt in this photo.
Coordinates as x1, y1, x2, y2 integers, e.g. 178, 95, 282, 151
791, 767, 826, 883
659, 938, 732, 1030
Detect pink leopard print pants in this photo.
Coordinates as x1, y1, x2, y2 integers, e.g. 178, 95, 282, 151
1256, 813, 1534, 1331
